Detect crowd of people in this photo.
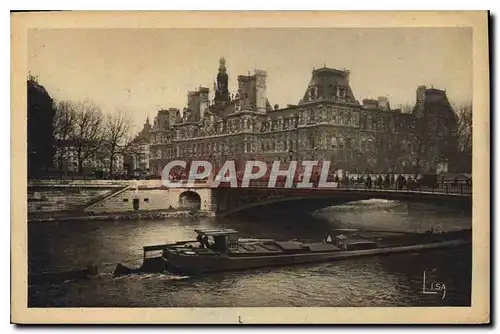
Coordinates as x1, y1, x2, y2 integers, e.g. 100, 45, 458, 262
356, 174, 418, 190
334, 173, 470, 191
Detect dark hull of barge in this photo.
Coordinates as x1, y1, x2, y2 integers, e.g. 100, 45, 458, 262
115, 229, 472, 276
161, 232, 471, 276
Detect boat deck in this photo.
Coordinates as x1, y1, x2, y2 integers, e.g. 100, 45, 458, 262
167, 240, 342, 257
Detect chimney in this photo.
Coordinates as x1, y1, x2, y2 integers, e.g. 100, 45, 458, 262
415, 85, 427, 116
255, 70, 267, 113
377, 96, 390, 111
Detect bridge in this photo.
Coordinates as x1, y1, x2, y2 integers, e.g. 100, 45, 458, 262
172, 181, 472, 216
28, 179, 472, 217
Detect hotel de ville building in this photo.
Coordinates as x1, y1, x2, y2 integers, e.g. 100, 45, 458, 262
146, 58, 459, 178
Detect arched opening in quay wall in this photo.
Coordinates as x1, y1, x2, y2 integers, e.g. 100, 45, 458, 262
179, 191, 202, 211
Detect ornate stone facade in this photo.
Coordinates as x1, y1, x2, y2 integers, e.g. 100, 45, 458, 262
149, 59, 458, 177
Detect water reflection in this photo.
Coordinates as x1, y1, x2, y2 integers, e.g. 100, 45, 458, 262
313, 199, 471, 233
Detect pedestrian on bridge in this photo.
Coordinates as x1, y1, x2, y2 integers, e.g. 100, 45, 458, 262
384, 175, 391, 189
366, 175, 372, 189
376, 175, 383, 189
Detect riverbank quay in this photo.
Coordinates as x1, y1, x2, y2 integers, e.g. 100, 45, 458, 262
28, 179, 216, 216
28, 209, 215, 223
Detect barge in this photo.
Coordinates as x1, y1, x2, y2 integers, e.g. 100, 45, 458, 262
114, 228, 471, 276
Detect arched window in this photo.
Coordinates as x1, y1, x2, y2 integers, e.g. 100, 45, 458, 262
338, 137, 344, 149
345, 138, 352, 149
346, 113, 352, 125
331, 136, 338, 148
266, 118, 272, 131
309, 111, 315, 124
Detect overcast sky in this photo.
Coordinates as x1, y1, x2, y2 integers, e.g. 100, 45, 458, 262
28, 28, 472, 132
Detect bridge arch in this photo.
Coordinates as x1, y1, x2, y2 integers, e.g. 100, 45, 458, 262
179, 190, 202, 211
217, 188, 472, 217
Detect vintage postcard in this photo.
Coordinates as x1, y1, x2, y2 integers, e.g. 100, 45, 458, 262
11, 11, 489, 324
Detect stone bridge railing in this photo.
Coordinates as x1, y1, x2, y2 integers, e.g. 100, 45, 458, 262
216, 181, 473, 195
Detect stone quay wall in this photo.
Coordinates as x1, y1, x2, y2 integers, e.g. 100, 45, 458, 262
28, 180, 216, 217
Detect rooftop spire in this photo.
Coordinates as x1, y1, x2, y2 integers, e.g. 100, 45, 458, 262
219, 57, 226, 73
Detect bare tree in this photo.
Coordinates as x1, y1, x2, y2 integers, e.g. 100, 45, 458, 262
121, 134, 142, 169
121, 134, 138, 155
53, 100, 76, 170
456, 103, 473, 154
454, 103, 472, 172
68, 101, 105, 174
104, 110, 133, 176
412, 116, 428, 174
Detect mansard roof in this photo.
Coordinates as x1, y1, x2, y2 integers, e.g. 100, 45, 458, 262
299, 67, 357, 105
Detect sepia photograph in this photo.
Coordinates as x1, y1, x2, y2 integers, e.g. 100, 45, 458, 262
11, 11, 489, 324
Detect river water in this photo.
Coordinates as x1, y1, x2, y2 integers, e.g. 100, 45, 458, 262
28, 198, 472, 307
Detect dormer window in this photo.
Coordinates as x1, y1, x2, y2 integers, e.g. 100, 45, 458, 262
329, 84, 335, 98
309, 87, 317, 100
339, 87, 346, 100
